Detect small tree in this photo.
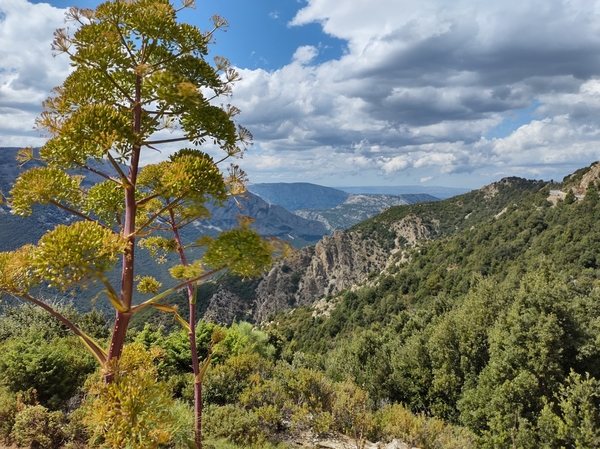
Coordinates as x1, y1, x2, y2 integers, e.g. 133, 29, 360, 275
0, 0, 280, 447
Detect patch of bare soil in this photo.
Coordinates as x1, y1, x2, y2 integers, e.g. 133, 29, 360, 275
276, 431, 417, 449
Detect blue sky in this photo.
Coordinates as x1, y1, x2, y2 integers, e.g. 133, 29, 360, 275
186, 0, 346, 70
485, 101, 542, 141
29, 0, 347, 69
3, 0, 600, 189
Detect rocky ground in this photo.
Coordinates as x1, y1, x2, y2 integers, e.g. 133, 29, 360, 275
0, 436, 417, 449
279, 432, 417, 449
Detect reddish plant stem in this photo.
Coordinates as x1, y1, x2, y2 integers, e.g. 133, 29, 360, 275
190, 301, 203, 449
106, 74, 143, 374
169, 209, 203, 448
105, 312, 132, 382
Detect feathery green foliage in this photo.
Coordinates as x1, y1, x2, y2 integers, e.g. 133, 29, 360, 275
0, 0, 279, 446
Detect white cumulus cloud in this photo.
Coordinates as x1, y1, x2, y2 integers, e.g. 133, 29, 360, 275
6, 0, 600, 189
292, 45, 318, 65
0, 0, 70, 148
229, 0, 600, 187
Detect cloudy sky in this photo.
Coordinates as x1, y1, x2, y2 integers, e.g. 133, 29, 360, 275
2, 0, 600, 189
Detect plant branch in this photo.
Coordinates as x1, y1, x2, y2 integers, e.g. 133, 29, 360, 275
134, 197, 183, 235
136, 192, 162, 207
105, 152, 133, 188
215, 154, 231, 165
77, 162, 121, 184
147, 50, 187, 71
116, 22, 139, 67
143, 133, 209, 146
129, 267, 225, 314
47, 200, 114, 232
102, 70, 136, 104
20, 292, 107, 365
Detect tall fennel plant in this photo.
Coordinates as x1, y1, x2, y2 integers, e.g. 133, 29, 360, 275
0, 0, 278, 446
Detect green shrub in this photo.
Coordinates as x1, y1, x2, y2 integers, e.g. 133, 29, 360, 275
0, 303, 108, 342
0, 386, 17, 443
60, 407, 89, 449
0, 303, 76, 341
10, 404, 64, 449
169, 399, 195, 449
237, 360, 340, 436
0, 336, 95, 409
332, 380, 373, 443
204, 404, 266, 446
221, 322, 275, 359
286, 367, 334, 415
203, 438, 287, 449
372, 403, 476, 449
537, 371, 600, 448
204, 352, 272, 406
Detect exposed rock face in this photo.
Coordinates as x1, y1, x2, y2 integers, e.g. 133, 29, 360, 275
390, 214, 436, 249
480, 183, 499, 199
569, 161, 600, 195
253, 214, 438, 322
298, 230, 388, 297
203, 289, 253, 324
253, 248, 316, 322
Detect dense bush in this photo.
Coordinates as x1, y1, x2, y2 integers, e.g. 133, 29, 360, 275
204, 404, 266, 446
0, 310, 477, 449
0, 303, 108, 342
0, 335, 96, 409
371, 403, 476, 449
0, 386, 17, 443
81, 343, 181, 449
10, 405, 64, 449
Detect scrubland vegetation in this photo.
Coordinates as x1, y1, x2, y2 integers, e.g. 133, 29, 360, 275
5, 174, 600, 447
265, 175, 600, 448
0, 303, 474, 448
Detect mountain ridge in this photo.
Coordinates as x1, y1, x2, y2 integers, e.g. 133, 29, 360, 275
247, 182, 351, 211
293, 193, 438, 231
188, 174, 551, 325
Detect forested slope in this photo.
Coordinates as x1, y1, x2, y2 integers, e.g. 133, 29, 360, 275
5, 163, 600, 448
232, 176, 549, 322
262, 162, 600, 447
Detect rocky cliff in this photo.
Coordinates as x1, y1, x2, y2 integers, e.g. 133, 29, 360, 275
253, 214, 437, 321
202, 174, 552, 324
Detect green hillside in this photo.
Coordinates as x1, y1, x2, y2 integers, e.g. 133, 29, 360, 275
5, 161, 600, 447
264, 164, 600, 447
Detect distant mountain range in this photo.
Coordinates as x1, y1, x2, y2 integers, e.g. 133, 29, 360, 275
1, 150, 448, 249
202, 192, 329, 247
0, 146, 444, 313
339, 185, 471, 199
246, 182, 440, 231
247, 182, 469, 206
293, 193, 438, 231
246, 182, 351, 211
